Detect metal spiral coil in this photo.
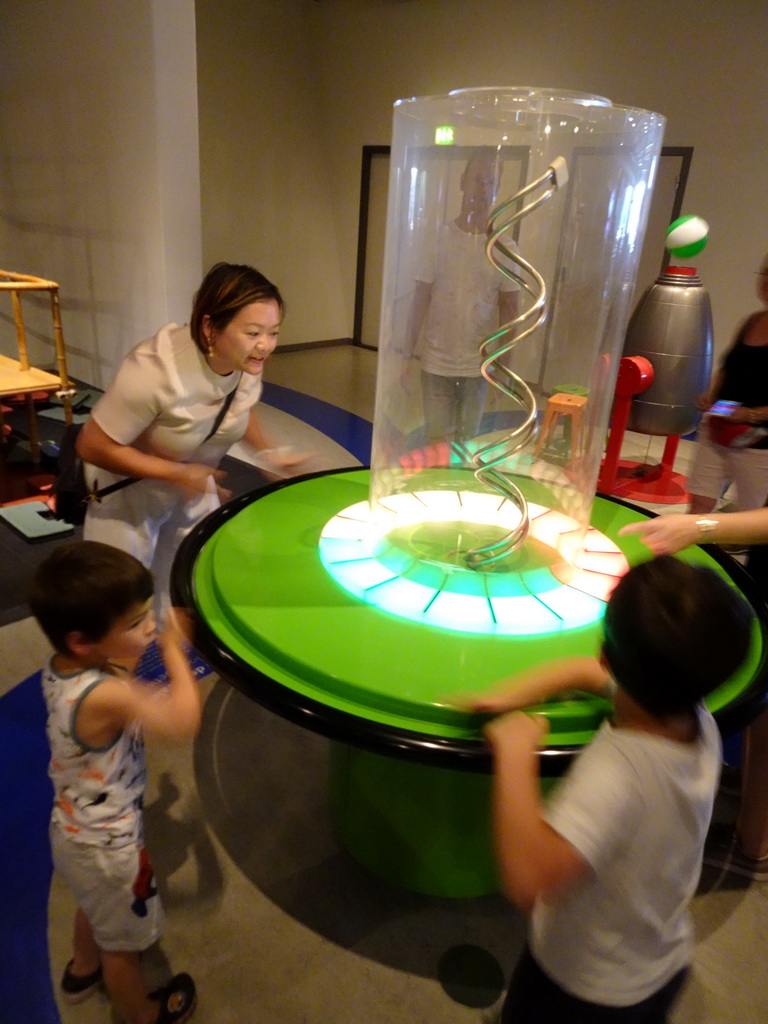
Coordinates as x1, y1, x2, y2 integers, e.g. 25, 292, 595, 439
464, 156, 569, 569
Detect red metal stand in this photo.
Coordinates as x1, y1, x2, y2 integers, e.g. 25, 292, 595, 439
598, 356, 691, 504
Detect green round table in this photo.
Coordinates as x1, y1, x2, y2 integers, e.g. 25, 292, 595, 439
172, 468, 768, 896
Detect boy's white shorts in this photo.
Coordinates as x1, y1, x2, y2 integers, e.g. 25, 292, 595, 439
51, 826, 164, 952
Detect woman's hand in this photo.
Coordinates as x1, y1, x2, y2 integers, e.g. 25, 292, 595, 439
77, 418, 231, 500
171, 462, 231, 501
242, 411, 313, 477
618, 514, 701, 555
723, 405, 755, 424
258, 446, 313, 479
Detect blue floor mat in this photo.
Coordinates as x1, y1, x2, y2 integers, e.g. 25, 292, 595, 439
0, 672, 59, 1023
262, 381, 372, 465
0, 643, 212, 1024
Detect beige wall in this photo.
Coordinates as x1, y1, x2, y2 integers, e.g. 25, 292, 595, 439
195, 0, 349, 346
0, 0, 202, 387
296, 0, 768, 355
1, 0, 765, 383
196, 0, 767, 354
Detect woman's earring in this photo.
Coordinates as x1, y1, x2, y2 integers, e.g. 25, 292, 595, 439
206, 334, 215, 359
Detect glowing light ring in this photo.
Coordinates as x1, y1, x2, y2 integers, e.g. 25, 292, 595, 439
465, 156, 569, 569
320, 490, 627, 636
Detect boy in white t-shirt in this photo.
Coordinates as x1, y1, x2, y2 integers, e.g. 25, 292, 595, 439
470, 556, 753, 1022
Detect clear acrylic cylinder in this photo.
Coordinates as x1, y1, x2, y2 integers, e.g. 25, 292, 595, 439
368, 88, 665, 602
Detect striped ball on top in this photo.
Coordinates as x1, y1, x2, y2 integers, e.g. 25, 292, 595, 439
665, 216, 709, 259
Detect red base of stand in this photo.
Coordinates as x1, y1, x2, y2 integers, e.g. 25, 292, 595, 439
605, 460, 690, 504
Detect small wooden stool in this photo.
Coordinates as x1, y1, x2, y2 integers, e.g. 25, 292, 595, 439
534, 392, 587, 457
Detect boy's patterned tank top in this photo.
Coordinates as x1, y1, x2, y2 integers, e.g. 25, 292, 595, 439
42, 661, 146, 846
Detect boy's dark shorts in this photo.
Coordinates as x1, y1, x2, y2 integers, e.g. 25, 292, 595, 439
501, 945, 688, 1024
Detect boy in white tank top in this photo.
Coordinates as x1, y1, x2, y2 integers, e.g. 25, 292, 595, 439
29, 541, 201, 1024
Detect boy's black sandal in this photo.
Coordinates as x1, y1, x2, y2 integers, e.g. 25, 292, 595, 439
149, 972, 197, 1024
60, 959, 103, 1004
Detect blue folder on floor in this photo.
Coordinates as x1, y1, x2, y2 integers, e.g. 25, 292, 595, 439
0, 502, 73, 542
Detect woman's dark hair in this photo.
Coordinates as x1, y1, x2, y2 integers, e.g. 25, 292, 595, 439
190, 262, 285, 354
27, 541, 154, 654
602, 555, 753, 717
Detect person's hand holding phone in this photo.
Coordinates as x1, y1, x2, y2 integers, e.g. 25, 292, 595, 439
709, 399, 741, 419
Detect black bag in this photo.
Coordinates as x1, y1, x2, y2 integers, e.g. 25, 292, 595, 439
53, 375, 242, 525
52, 424, 137, 526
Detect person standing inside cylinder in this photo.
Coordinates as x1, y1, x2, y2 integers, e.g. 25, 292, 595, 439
686, 251, 768, 515
401, 147, 521, 450
77, 262, 301, 604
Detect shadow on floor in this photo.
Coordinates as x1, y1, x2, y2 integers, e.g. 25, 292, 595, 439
193, 679, 524, 1006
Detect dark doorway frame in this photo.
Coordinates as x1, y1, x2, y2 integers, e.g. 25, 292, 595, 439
353, 145, 694, 349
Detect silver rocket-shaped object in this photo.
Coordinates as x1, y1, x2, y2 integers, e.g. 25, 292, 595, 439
622, 266, 713, 437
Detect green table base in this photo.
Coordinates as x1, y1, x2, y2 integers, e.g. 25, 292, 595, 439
330, 741, 498, 896
330, 742, 558, 896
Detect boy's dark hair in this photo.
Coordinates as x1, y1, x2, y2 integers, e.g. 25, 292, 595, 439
190, 262, 285, 355
27, 541, 154, 654
602, 555, 753, 716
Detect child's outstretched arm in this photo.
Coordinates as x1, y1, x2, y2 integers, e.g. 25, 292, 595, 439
486, 712, 590, 912
76, 609, 202, 746
461, 655, 611, 715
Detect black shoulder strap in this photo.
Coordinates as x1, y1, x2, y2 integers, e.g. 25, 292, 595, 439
92, 372, 243, 503
203, 373, 242, 442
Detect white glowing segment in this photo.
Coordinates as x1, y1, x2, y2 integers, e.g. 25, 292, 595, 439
575, 549, 627, 576
322, 501, 375, 539
582, 525, 623, 553
319, 537, 377, 563
422, 590, 495, 632
318, 491, 628, 636
330, 558, 396, 593
452, 490, 519, 528
556, 532, 586, 563
528, 509, 583, 548
535, 585, 605, 627
487, 596, 564, 635
527, 503, 552, 520
365, 577, 439, 619
375, 490, 523, 531
375, 492, 430, 524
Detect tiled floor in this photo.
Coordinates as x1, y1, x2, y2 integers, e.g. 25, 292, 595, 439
2, 344, 766, 1024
